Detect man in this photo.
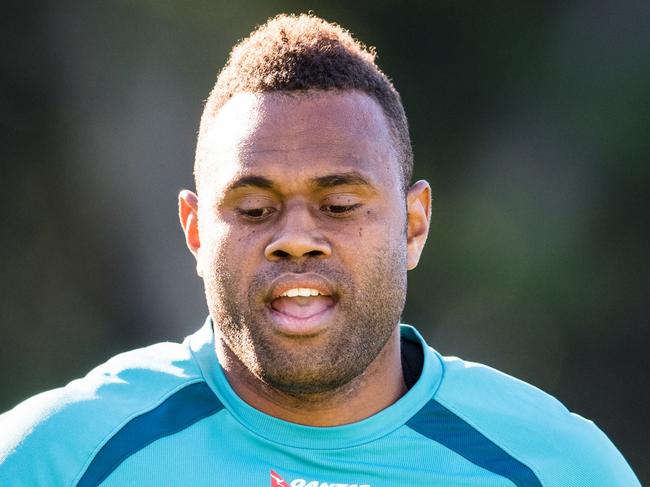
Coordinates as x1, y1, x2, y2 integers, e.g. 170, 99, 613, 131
0, 13, 640, 487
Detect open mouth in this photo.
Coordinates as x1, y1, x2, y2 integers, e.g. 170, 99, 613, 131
270, 288, 336, 319
266, 278, 338, 334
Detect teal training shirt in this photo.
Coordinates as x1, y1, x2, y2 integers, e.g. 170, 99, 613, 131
0, 319, 641, 486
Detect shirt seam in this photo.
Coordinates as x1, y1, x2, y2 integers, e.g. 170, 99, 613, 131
196, 346, 444, 451
426, 394, 546, 486
69, 378, 205, 487
189, 321, 445, 451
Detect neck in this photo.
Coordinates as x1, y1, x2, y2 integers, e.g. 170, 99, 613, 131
215, 327, 407, 427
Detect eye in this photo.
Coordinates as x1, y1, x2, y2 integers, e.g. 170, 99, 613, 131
236, 206, 277, 221
320, 203, 362, 217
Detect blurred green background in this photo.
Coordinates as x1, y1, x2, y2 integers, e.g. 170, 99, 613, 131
2, 0, 648, 481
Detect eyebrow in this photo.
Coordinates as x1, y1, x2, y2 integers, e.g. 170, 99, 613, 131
227, 171, 373, 193
228, 175, 276, 191
311, 172, 372, 190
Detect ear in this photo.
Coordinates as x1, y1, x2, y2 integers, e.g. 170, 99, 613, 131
179, 189, 201, 258
405, 180, 431, 270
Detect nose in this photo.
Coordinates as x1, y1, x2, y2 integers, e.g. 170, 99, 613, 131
264, 202, 332, 261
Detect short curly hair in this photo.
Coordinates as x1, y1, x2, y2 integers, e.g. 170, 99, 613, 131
196, 13, 413, 192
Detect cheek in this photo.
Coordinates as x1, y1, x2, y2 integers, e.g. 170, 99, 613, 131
348, 207, 406, 246
336, 222, 408, 278
197, 217, 234, 273
199, 220, 267, 276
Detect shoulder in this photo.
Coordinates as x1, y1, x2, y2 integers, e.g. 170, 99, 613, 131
0, 339, 205, 486
431, 352, 640, 486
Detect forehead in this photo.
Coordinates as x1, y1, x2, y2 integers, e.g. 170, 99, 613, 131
196, 90, 401, 194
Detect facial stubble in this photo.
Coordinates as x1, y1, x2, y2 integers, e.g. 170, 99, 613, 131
204, 240, 407, 399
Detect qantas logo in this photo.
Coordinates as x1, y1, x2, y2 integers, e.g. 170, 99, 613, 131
271, 470, 289, 487
271, 469, 370, 487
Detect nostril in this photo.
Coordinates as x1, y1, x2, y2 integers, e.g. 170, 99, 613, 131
270, 249, 324, 259
265, 233, 332, 260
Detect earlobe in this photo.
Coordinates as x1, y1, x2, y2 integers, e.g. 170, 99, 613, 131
405, 180, 431, 270
178, 190, 201, 256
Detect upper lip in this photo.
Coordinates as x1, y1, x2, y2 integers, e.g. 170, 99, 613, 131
267, 273, 337, 302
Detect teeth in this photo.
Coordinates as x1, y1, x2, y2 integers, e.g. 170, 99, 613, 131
281, 288, 322, 297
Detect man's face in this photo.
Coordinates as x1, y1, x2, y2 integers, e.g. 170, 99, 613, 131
182, 90, 429, 396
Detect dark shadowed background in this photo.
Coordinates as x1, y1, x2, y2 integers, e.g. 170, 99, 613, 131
2, 1, 648, 481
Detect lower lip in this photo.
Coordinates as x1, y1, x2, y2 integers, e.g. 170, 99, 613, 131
266, 302, 337, 336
